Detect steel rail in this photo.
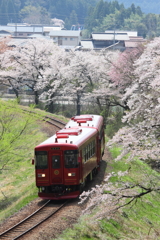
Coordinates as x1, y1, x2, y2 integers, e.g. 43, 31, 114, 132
0, 200, 68, 240
19, 107, 66, 129
43, 115, 66, 129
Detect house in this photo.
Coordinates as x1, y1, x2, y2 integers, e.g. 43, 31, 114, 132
81, 31, 146, 51
0, 25, 82, 50
49, 30, 82, 49
0, 25, 44, 37
0, 24, 62, 37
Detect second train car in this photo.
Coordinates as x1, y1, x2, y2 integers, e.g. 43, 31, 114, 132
33, 114, 105, 200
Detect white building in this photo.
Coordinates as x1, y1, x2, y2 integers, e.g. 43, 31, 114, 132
49, 30, 82, 49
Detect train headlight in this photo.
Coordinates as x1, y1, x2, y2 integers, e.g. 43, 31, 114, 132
38, 173, 46, 177
68, 173, 75, 176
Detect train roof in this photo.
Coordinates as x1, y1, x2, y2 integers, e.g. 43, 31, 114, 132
65, 114, 103, 131
36, 126, 97, 149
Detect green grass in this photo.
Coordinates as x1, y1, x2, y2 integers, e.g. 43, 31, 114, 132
0, 123, 46, 222
109, 146, 122, 159
0, 104, 69, 223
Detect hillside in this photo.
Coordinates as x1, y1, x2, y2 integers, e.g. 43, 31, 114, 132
115, 0, 160, 14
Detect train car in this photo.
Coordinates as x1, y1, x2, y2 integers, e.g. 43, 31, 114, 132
33, 114, 105, 200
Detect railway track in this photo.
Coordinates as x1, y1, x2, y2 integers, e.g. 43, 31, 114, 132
43, 115, 66, 129
0, 200, 68, 240
20, 106, 66, 129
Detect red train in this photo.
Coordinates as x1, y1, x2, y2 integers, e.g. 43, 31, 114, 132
32, 114, 105, 200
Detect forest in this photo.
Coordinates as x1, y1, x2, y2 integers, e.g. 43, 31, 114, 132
116, 0, 160, 14
0, 0, 160, 39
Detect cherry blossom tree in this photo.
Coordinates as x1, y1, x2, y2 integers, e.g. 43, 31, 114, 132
88, 50, 126, 126
108, 44, 144, 93
59, 50, 102, 115
91, 46, 144, 127
79, 169, 160, 219
0, 39, 66, 104
79, 37, 160, 217
108, 38, 160, 165
41, 49, 112, 115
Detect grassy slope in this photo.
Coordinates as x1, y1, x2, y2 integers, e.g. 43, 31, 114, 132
55, 147, 160, 240
0, 122, 46, 222
0, 107, 67, 223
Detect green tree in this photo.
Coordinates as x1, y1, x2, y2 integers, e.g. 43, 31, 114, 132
93, 0, 105, 20
143, 13, 158, 39
0, 0, 19, 24
40, 7, 51, 24
64, 17, 70, 30
156, 15, 160, 36
94, 13, 117, 31
69, 10, 78, 26
130, 3, 136, 14
84, 6, 97, 32
123, 13, 142, 31
0, 0, 9, 25
137, 22, 147, 38
20, 5, 51, 24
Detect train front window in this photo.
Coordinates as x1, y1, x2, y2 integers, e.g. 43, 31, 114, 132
52, 155, 60, 168
64, 150, 78, 168
35, 151, 48, 169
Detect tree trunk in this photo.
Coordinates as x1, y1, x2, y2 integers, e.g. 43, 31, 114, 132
76, 92, 81, 115
34, 90, 39, 105
13, 88, 20, 103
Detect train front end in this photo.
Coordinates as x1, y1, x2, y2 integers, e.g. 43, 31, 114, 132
34, 129, 82, 200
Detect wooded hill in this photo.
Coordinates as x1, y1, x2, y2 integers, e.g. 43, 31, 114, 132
0, 0, 160, 38
114, 0, 160, 14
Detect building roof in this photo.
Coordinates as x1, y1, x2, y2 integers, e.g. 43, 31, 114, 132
49, 30, 81, 37
125, 38, 146, 48
43, 26, 62, 32
0, 26, 43, 33
0, 30, 12, 37
129, 36, 145, 41
81, 40, 94, 49
29, 34, 50, 39
91, 33, 130, 41
105, 30, 138, 37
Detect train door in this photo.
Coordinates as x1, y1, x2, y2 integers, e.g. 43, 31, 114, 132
49, 151, 64, 185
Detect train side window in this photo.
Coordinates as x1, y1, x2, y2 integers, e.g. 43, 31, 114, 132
86, 146, 89, 161
93, 140, 95, 155
83, 148, 86, 162
91, 141, 94, 155
52, 155, 60, 168
90, 143, 92, 157
64, 150, 78, 168
35, 151, 48, 169
88, 144, 91, 159
85, 147, 87, 162
90, 142, 92, 156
